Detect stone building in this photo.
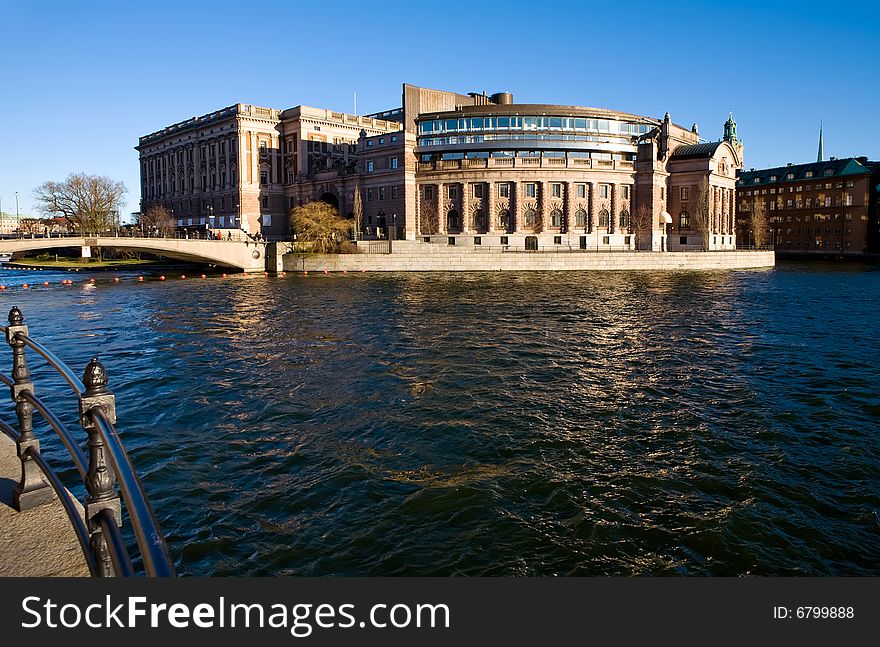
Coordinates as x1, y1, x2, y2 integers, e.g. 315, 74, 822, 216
737, 157, 874, 253
138, 84, 743, 249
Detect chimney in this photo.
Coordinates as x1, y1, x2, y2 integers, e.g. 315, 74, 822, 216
830, 156, 837, 161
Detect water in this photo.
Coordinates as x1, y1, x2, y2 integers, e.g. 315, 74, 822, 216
1, 262, 879, 576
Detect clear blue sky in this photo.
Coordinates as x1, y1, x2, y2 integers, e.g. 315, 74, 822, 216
1, 0, 878, 220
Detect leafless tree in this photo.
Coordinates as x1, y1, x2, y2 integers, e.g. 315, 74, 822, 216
138, 205, 176, 236
291, 201, 352, 253
33, 173, 126, 233
749, 197, 770, 247
692, 177, 712, 249
630, 204, 653, 250
419, 200, 439, 235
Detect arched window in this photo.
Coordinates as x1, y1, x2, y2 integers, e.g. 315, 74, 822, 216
619, 210, 630, 229
598, 209, 610, 228
473, 209, 486, 231
524, 209, 536, 228
550, 208, 563, 228
575, 209, 587, 228
447, 209, 460, 231
679, 210, 690, 229
498, 209, 510, 230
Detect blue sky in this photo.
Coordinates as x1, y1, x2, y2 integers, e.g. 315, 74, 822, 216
1, 0, 878, 219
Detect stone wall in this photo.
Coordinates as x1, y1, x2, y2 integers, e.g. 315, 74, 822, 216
283, 241, 775, 272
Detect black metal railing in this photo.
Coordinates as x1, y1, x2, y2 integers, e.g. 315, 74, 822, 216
0, 307, 174, 577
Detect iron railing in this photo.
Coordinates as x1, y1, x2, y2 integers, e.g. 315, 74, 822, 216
0, 306, 174, 577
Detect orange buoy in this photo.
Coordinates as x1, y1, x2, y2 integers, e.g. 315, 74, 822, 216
160, 275, 166, 281
201, 274, 206, 279
280, 272, 286, 277
114, 277, 119, 283
43, 282, 49, 286
361, 269, 366, 273
264, 271, 269, 276
138, 276, 144, 282
342, 270, 348, 274
303, 271, 308, 276
222, 273, 227, 278
21, 284, 28, 289
180, 274, 186, 279
89, 278, 95, 283
0, 285, 6, 290
323, 270, 329, 275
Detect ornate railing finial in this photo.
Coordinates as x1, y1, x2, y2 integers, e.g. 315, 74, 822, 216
8, 306, 23, 326
83, 358, 110, 395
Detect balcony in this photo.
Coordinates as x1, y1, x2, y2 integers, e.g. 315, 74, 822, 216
416, 158, 635, 172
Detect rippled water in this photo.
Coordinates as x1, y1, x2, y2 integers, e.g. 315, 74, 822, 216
1, 261, 879, 576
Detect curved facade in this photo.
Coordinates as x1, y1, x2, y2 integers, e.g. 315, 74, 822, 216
411, 99, 742, 251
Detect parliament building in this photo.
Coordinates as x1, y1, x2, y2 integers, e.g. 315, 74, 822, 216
137, 84, 744, 251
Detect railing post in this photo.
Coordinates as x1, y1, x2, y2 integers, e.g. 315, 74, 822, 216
79, 357, 121, 577
5, 307, 54, 511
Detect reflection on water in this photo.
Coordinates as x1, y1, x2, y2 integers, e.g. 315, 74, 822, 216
1, 262, 879, 575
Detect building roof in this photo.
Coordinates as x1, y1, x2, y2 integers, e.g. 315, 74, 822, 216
737, 157, 871, 185
669, 141, 725, 159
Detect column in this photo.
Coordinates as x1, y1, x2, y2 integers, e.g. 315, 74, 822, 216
511, 181, 519, 232
461, 182, 471, 233
588, 182, 596, 233
487, 181, 497, 233
564, 181, 574, 233
729, 189, 736, 235
610, 183, 618, 234
539, 181, 549, 232
437, 183, 446, 235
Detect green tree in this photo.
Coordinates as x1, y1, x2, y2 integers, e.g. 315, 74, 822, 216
33, 173, 126, 233
291, 201, 352, 253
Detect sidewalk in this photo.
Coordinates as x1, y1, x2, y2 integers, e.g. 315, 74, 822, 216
0, 434, 89, 576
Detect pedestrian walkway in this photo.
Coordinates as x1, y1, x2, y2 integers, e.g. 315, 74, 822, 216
0, 434, 89, 577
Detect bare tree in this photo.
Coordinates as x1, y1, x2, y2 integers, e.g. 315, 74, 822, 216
138, 205, 176, 236
630, 204, 653, 250
33, 173, 126, 233
290, 201, 352, 253
749, 198, 770, 247
692, 177, 712, 249
419, 200, 439, 235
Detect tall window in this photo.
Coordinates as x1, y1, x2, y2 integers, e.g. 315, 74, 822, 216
551, 183, 562, 198
473, 184, 484, 198
575, 209, 586, 228
448, 185, 458, 200
498, 183, 510, 198
679, 211, 690, 228
599, 184, 610, 199
367, 161, 374, 173
390, 156, 398, 169
498, 209, 510, 230
598, 209, 609, 228
473, 210, 486, 231
260, 171, 268, 186
367, 188, 374, 201
680, 187, 689, 201
619, 210, 630, 229
550, 209, 562, 228
379, 187, 385, 201
526, 183, 536, 198
424, 186, 434, 200
524, 209, 536, 227
577, 184, 586, 199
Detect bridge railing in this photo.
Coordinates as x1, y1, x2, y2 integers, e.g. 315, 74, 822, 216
0, 307, 174, 577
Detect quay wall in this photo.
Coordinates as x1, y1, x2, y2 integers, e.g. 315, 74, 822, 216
283, 244, 775, 273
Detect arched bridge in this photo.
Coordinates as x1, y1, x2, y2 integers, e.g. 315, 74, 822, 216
0, 235, 268, 272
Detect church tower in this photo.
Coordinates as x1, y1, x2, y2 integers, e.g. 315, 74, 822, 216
817, 121, 824, 162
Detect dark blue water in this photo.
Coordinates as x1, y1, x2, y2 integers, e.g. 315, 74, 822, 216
1, 262, 879, 576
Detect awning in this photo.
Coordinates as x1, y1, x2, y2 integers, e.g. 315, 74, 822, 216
660, 211, 673, 224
